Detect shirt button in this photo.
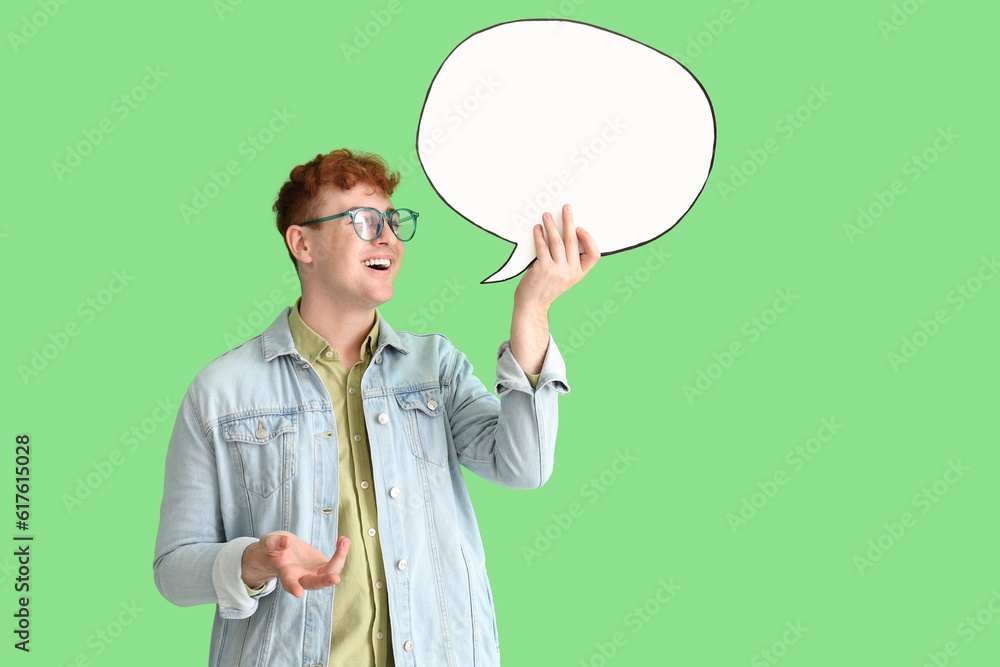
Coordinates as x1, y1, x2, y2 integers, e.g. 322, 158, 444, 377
361, 480, 369, 489
368, 528, 376, 536
324, 350, 334, 359
378, 413, 389, 424
389, 487, 400, 498
427, 400, 437, 410
375, 355, 382, 364
376, 580, 383, 589
377, 632, 384, 640
403, 640, 414, 652
354, 433, 361, 442
348, 387, 356, 394
397, 559, 407, 570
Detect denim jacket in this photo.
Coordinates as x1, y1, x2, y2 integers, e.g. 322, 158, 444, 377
153, 307, 569, 666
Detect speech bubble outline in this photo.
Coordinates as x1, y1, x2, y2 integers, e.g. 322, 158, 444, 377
416, 19, 716, 283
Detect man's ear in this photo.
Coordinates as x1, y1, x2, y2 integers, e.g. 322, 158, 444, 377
286, 225, 314, 266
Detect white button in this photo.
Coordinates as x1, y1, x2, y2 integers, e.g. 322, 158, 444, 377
427, 400, 437, 410
397, 559, 407, 570
349, 387, 356, 394
361, 480, 369, 489
376, 580, 383, 589
389, 487, 400, 498
354, 434, 361, 442
378, 413, 388, 424
403, 640, 413, 652
375, 355, 382, 364
368, 528, 376, 536
324, 350, 334, 359
377, 632, 383, 640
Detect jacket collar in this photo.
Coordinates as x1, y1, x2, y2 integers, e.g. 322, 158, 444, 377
261, 307, 409, 362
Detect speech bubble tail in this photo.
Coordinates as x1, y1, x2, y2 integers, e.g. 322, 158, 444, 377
482, 242, 537, 284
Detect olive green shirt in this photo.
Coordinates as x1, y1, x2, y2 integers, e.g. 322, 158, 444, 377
246, 299, 539, 666
287, 299, 393, 667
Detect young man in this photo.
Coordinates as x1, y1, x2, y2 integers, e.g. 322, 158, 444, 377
153, 148, 599, 666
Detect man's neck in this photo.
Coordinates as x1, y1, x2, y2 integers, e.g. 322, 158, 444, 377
298, 295, 376, 368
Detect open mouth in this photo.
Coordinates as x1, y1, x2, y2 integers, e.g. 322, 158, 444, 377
363, 258, 391, 271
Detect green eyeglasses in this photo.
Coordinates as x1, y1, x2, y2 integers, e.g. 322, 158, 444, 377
299, 207, 418, 242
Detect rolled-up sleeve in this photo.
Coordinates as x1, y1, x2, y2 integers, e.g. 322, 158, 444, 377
448, 334, 570, 489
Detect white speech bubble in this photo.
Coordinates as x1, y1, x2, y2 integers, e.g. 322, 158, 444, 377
417, 19, 716, 283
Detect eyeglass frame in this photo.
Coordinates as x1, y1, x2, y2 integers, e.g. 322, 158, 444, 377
297, 207, 418, 242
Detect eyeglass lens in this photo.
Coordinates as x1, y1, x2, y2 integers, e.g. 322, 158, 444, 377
354, 209, 416, 241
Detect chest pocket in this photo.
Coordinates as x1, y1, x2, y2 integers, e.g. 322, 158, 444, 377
223, 414, 297, 497
394, 386, 448, 468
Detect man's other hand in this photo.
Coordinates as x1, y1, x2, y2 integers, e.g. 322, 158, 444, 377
513, 203, 600, 312
241, 531, 350, 598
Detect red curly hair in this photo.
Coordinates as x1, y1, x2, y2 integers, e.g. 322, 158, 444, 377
273, 148, 401, 267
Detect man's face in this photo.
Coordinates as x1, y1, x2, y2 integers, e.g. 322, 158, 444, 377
299, 183, 404, 313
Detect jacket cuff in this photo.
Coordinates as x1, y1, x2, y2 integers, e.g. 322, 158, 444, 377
495, 334, 570, 396
212, 537, 277, 618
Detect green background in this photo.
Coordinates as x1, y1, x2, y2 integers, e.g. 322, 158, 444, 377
4, 0, 998, 664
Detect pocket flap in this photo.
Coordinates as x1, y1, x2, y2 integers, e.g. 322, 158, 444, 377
393, 387, 445, 417
223, 414, 297, 444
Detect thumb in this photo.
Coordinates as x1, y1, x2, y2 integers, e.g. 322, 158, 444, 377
263, 533, 290, 552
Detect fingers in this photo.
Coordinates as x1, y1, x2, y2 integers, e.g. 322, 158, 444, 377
532, 222, 549, 265
281, 573, 306, 598
577, 227, 601, 274
541, 211, 565, 262
561, 204, 578, 262
320, 536, 350, 576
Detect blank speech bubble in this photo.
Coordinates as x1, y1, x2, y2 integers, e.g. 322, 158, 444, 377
417, 19, 716, 283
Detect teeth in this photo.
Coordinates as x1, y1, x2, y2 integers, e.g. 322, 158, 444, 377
363, 258, 391, 267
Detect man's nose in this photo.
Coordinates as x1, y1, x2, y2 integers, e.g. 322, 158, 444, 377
374, 217, 396, 243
